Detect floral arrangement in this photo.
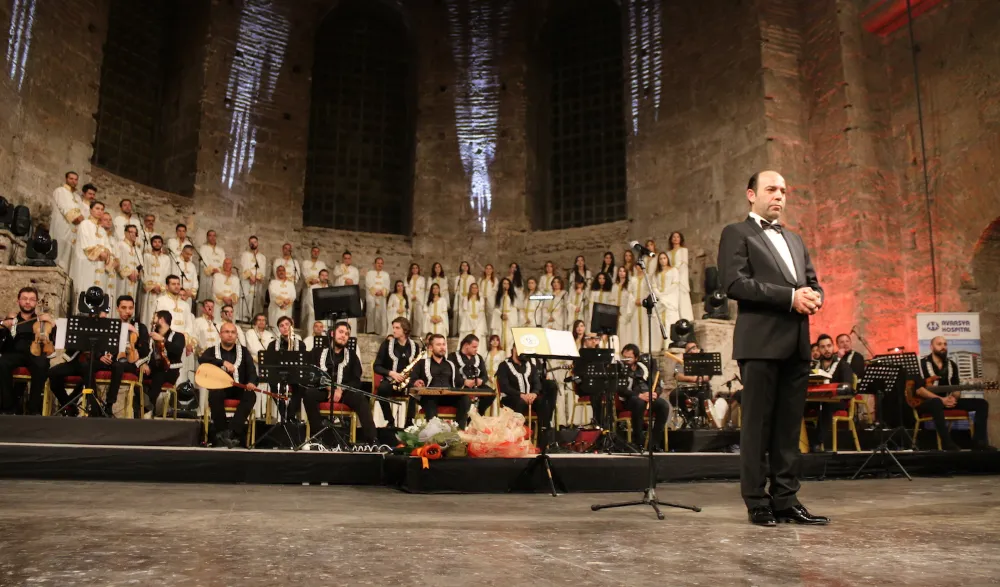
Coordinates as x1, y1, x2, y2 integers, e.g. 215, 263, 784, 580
396, 418, 467, 464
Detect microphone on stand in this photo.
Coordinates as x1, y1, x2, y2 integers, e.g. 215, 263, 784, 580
628, 240, 655, 259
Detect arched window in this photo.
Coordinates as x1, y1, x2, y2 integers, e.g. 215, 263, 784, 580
303, 1, 416, 235
530, 0, 627, 230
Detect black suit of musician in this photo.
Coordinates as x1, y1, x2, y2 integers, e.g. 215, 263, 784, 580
618, 344, 669, 451
200, 322, 259, 448
373, 317, 421, 427
139, 310, 185, 417
807, 334, 855, 452
916, 336, 993, 451
411, 334, 468, 428
718, 170, 828, 526
450, 334, 494, 417
318, 321, 377, 444
496, 345, 556, 443
0, 287, 54, 414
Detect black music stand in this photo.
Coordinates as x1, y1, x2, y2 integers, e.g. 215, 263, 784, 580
581, 355, 638, 453
679, 352, 722, 429
852, 354, 919, 480
54, 317, 125, 417
252, 349, 311, 449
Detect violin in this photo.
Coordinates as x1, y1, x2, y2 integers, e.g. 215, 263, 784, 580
29, 306, 55, 357
119, 324, 140, 363
151, 319, 169, 368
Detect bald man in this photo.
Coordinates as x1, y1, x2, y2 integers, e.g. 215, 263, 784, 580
916, 336, 993, 452
719, 170, 827, 526
199, 322, 259, 448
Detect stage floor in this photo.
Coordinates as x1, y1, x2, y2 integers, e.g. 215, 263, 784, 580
1, 477, 997, 586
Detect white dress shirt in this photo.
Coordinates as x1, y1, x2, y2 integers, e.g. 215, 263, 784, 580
748, 212, 798, 309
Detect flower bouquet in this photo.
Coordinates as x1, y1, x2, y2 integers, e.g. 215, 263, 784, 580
396, 417, 468, 465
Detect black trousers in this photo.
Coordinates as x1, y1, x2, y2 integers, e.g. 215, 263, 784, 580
105, 361, 139, 408
0, 352, 50, 414
48, 360, 90, 406
135, 366, 179, 417
624, 395, 669, 450
419, 394, 472, 429
918, 397, 990, 447
376, 378, 416, 427
739, 357, 810, 511
501, 386, 557, 441
334, 389, 377, 444
806, 400, 849, 449
208, 387, 256, 438
475, 387, 495, 416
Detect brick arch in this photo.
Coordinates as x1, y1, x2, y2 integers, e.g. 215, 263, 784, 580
959, 218, 1000, 380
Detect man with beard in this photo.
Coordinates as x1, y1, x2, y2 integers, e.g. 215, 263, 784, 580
317, 321, 377, 444
373, 317, 421, 427
449, 334, 494, 418
240, 236, 267, 322
805, 334, 854, 453
141, 235, 169, 321
201, 322, 259, 448
410, 334, 467, 428
916, 336, 994, 451
835, 333, 866, 380
0, 288, 55, 414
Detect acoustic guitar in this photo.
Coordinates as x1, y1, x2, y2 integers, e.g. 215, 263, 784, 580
904, 376, 998, 408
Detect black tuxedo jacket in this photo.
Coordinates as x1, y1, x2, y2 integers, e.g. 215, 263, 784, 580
718, 216, 822, 361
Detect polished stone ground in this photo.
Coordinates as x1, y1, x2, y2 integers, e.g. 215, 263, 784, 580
1, 477, 998, 586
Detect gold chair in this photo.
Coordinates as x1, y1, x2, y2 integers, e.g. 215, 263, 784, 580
202, 397, 256, 445
94, 369, 141, 418
912, 404, 974, 450
804, 396, 862, 452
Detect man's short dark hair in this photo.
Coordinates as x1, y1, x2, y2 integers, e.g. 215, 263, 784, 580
334, 320, 351, 332
249, 235, 258, 241
816, 334, 833, 345
155, 310, 172, 325
176, 223, 186, 231
836, 333, 851, 343
82, 183, 98, 194
116, 295, 134, 306
201, 299, 214, 308
460, 334, 479, 348
90, 200, 104, 209
428, 334, 446, 345
391, 317, 411, 336
277, 316, 293, 328
621, 343, 640, 356
119, 198, 131, 207
165, 274, 180, 285
18, 286, 39, 299
810, 342, 819, 349
125, 224, 137, 233
343, 250, 351, 257
151, 235, 163, 243
222, 304, 234, 313
747, 172, 760, 192
65, 171, 78, 179
253, 313, 267, 323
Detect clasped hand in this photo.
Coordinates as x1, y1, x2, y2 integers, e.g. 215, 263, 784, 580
793, 288, 822, 315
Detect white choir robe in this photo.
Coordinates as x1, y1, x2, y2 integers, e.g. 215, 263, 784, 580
632, 277, 654, 353
364, 270, 390, 335
141, 251, 170, 323
479, 278, 499, 331
451, 274, 476, 336
70, 218, 111, 300
172, 258, 199, 302
612, 282, 638, 348
519, 294, 542, 327
112, 213, 141, 242
428, 277, 450, 303
272, 257, 302, 288
538, 274, 556, 294
540, 291, 569, 331
51, 185, 84, 272
332, 264, 360, 332
245, 327, 274, 418
423, 297, 450, 337
192, 316, 221, 356
652, 268, 682, 353
212, 272, 240, 310
299, 260, 327, 326
239, 251, 267, 322
198, 244, 226, 302
407, 275, 427, 337
267, 278, 297, 328
485, 350, 507, 384
115, 240, 143, 307
668, 248, 693, 320
166, 237, 194, 258
491, 295, 519, 352
384, 293, 409, 336
459, 296, 489, 341
567, 289, 590, 327
101, 228, 119, 300
567, 269, 593, 290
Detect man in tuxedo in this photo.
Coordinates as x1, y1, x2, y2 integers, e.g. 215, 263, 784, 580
718, 170, 828, 527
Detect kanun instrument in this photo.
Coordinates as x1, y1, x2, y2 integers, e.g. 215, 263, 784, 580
408, 388, 496, 398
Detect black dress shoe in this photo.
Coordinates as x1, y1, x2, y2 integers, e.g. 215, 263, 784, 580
748, 506, 777, 526
774, 505, 830, 525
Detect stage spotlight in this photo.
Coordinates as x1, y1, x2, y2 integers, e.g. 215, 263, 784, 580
0, 196, 32, 236
669, 319, 696, 348
78, 286, 110, 315
701, 266, 730, 320
24, 226, 58, 267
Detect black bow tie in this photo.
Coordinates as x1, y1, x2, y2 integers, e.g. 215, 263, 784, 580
760, 219, 782, 233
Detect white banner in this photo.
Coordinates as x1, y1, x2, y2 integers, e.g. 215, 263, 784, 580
916, 312, 982, 382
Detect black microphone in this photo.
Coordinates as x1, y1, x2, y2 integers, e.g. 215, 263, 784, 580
628, 240, 655, 259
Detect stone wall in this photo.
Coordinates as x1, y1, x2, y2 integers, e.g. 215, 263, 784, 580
0, 266, 72, 317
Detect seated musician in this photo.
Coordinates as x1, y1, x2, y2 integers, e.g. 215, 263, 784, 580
571, 333, 604, 425
0, 287, 55, 415
619, 344, 669, 451
267, 316, 315, 428
317, 321, 377, 444
411, 334, 469, 429
496, 344, 556, 444
449, 334, 494, 417
200, 322, 259, 448
805, 333, 853, 452
836, 333, 866, 379
915, 336, 993, 452
373, 317, 421, 428
139, 310, 186, 418
669, 341, 713, 422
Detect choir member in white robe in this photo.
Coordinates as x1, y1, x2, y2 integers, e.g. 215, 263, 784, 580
112, 199, 141, 243
116, 224, 143, 306
49, 173, 84, 272
303, 320, 326, 352
667, 232, 693, 320
538, 261, 557, 294
99, 212, 120, 299
568, 255, 593, 290
198, 230, 226, 303
567, 279, 590, 326
484, 334, 507, 388
587, 272, 613, 324
598, 253, 616, 282
428, 262, 450, 309
519, 278, 542, 327
299, 246, 327, 327
239, 236, 267, 323
423, 283, 449, 337
302, 269, 331, 329
332, 251, 361, 332
459, 282, 489, 341
507, 262, 524, 300
219, 304, 247, 346
612, 266, 638, 347
70, 202, 112, 301
267, 265, 297, 328
632, 265, 654, 353
622, 250, 639, 282
142, 236, 170, 323
245, 313, 274, 418
540, 277, 569, 331
212, 258, 240, 312
492, 278, 519, 352
138, 215, 157, 256
272, 242, 302, 285
364, 257, 390, 335
406, 263, 427, 338
652, 252, 682, 353
452, 262, 475, 337
479, 264, 499, 333
386, 280, 410, 337
154, 275, 196, 382
166, 224, 194, 257
173, 245, 199, 303
192, 300, 222, 356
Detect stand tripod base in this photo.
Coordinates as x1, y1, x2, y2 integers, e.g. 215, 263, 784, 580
852, 428, 913, 480
591, 488, 701, 520
507, 453, 564, 497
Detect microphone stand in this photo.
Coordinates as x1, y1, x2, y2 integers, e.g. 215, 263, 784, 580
852, 327, 876, 358
592, 254, 701, 520
129, 239, 146, 323
131, 208, 155, 322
